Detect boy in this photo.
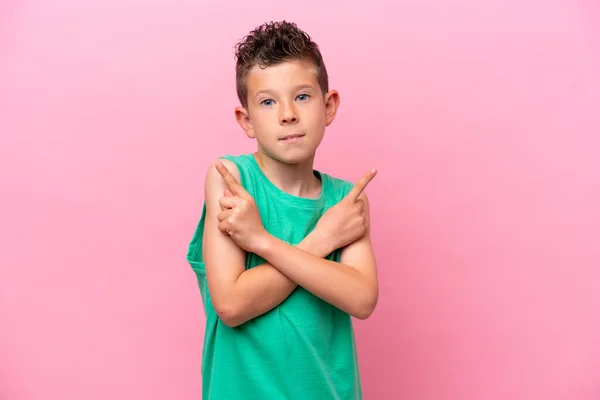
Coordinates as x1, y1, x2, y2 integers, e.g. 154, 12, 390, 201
186, 21, 378, 399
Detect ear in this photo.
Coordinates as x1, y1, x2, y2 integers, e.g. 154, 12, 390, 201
323, 90, 340, 126
235, 106, 255, 139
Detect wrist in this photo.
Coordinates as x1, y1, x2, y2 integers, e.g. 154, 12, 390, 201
304, 228, 334, 257
253, 231, 278, 258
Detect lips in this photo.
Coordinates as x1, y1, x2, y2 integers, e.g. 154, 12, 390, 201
280, 134, 305, 140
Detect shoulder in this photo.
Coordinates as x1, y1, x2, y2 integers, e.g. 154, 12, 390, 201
319, 170, 373, 208
204, 158, 241, 195
207, 158, 240, 178
204, 154, 246, 184
319, 171, 354, 199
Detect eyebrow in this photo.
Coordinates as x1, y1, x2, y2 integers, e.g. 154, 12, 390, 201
253, 84, 316, 100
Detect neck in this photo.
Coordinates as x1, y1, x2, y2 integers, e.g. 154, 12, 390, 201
253, 151, 321, 198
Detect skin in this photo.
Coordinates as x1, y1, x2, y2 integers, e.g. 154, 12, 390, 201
202, 59, 378, 327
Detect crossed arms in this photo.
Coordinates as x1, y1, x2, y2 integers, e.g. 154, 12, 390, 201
201, 159, 379, 327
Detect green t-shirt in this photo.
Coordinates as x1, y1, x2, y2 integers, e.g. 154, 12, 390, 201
186, 153, 363, 399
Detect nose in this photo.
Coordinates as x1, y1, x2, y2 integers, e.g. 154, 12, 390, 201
279, 102, 298, 125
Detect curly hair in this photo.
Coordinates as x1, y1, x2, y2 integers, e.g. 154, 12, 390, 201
234, 21, 329, 108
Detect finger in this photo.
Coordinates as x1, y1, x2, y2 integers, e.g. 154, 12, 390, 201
345, 169, 377, 203
219, 195, 242, 210
217, 209, 234, 222
224, 188, 234, 197
215, 161, 248, 197
355, 198, 365, 212
218, 215, 236, 234
218, 219, 230, 234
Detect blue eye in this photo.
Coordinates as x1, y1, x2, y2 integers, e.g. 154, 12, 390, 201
261, 99, 275, 107
296, 94, 309, 101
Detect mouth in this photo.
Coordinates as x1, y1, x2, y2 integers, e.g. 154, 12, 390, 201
279, 134, 305, 143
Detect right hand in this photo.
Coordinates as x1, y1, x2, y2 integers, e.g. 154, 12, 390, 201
315, 169, 377, 251
214, 161, 270, 254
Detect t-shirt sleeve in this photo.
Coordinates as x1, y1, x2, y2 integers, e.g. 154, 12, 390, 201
186, 203, 207, 275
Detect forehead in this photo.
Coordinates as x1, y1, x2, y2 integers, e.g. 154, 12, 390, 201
246, 59, 319, 93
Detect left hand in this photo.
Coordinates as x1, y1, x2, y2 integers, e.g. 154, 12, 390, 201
214, 161, 269, 253
314, 168, 376, 251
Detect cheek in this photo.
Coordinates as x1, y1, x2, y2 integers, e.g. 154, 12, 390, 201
305, 103, 326, 125
249, 110, 273, 129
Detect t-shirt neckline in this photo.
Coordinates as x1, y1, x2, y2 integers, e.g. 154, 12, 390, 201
246, 153, 327, 209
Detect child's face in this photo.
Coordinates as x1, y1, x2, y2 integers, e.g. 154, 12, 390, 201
235, 59, 339, 165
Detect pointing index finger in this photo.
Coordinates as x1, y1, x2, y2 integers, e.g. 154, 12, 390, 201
215, 161, 246, 197
347, 169, 377, 202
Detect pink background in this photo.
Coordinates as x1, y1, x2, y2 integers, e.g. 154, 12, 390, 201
1, 1, 599, 399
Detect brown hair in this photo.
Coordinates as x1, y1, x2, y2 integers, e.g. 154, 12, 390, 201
234, 21, 329, 108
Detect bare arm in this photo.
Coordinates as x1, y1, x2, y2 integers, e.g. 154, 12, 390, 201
202, 159, 335, 327
255, 192, 379, 319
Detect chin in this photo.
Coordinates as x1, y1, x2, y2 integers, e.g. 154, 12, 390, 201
283, 154, 314, 165
266, 148, 316, 165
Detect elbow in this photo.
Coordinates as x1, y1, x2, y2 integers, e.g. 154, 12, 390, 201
352, 289, 378, 320
214, 301, 245, 328
353, 303, 376, 320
